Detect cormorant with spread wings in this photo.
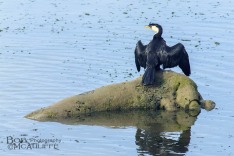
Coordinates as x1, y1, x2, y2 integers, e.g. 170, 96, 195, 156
134, 23, 191, 85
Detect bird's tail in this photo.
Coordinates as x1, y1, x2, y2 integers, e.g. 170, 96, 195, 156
142, 67, 156, 86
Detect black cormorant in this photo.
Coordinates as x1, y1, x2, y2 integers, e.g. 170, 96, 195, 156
134, 23, 191, 85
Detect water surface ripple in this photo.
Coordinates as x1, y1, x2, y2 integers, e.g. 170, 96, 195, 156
0, 0, 234, 155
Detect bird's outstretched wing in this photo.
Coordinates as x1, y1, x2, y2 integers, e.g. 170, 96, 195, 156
134, 40, 147, 72
162, 43, 191, 76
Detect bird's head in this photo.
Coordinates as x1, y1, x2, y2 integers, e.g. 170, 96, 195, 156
144, 23, 163, 36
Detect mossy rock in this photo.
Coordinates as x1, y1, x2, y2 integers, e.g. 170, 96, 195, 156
25, 70, 215, 121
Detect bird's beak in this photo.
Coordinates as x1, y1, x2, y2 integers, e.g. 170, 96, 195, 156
144, 25, 151, 29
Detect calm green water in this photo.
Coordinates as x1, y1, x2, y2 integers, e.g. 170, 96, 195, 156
0, 0, 234, 155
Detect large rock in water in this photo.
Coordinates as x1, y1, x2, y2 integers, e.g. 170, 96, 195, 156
25, 70, 215, 121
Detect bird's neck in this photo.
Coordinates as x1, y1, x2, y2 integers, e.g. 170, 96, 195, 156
153, 33, 162, 39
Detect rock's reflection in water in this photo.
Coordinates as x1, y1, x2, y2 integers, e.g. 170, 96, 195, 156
134, 111, 194, 155
136, 129, 190, 155
49, 110, 197, 155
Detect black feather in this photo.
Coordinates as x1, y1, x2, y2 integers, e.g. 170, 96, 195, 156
134, 40, 147, 72
134, 24, 191, 85
142, 67, 156, 85
163, 43, 191, 76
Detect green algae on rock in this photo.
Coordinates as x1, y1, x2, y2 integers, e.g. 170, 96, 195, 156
25, 70, 215, 121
